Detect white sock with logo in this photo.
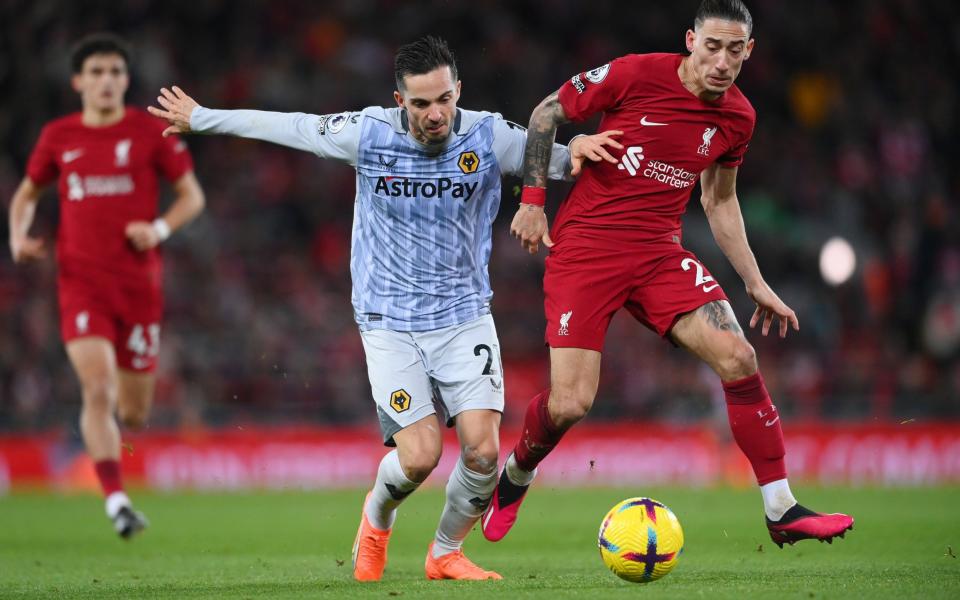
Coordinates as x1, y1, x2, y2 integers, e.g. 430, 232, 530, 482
432, 457, 497, 558
761, 478, 797, 521
364, 450, 420, 531
504, 452, 536, 486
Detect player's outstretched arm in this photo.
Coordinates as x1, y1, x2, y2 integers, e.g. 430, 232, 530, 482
125, 172, 205, 251
8, 177, 47, 263
148, 86, 198, 137
700, 163, 799, 338
511, 90, 572, 254
150, 86, 357, 160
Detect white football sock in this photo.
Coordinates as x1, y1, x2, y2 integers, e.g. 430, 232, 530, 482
761, 478, 797, 521
504, 452, 536, 487
432, 457, 497, 558
364, 450, 420, 530
105, 491, 131, 519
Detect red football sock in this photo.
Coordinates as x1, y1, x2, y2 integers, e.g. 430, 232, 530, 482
513, 389, 566, 472
93, 459, 124, 497
723, 372, 787, 485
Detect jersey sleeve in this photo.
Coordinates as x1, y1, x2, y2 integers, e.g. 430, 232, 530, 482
490, 115, 572, 181
190, 107, 361, 165
717, 121, 754, 168
557, 56, 634, 123
154, 132, 194, 181
25, 125, 58, 186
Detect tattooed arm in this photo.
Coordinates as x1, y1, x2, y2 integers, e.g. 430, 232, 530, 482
700, 162, 799, 338
523, 91, 571, 187
510, 90, 572, 254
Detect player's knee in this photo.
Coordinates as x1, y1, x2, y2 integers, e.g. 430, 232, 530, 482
461, 440, 499, 475
720, 338, 758, 380
118, 405, 148, 430
81, 377, 118, 413
399, 445, 442, 482
549, 386, 594, 429
118, 390, 153, 430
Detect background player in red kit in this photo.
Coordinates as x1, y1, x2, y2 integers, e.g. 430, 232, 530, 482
483, 0, 854, 548
7, 33, 204, 538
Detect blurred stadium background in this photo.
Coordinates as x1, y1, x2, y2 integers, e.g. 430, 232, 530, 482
0, 0, 958, 493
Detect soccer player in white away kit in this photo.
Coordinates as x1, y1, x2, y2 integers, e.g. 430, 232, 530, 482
149, 36, 620, 580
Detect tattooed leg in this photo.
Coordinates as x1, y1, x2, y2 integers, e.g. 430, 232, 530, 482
698, 300, 744, 334
670, 300, 758, 381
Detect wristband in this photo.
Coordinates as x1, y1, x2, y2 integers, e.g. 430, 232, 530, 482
152, 218, 171, 242
520, 185, 546, 207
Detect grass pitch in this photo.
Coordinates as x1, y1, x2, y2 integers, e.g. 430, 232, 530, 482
1, 486, 958, 599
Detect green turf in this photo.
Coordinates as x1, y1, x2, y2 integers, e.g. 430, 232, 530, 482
0, 486, 958, 599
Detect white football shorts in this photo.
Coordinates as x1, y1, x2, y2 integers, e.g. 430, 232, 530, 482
360, 314, 505, 446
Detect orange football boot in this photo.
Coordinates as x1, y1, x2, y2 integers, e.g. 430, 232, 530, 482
352, 493, 392, 581
424, 542, 502, 580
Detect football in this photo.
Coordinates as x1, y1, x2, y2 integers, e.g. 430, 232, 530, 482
597, 497, 684, 583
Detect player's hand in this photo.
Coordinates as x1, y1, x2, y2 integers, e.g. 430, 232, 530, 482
125, 221, 161, 251
746, 281, 799, 338
511, 204, 552, 254
569, 130, 624, 176
147, 86, 199, 137
10, 235, 46, 263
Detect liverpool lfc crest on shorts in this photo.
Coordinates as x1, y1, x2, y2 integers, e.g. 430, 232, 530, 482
558, 310, 573, 336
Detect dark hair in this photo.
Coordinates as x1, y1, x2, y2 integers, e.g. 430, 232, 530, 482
694, 0, 753, 34
394, 36, 458, 90
70, 33, 130, 73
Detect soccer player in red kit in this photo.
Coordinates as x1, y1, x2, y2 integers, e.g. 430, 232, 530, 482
8, 33, 204, 538
483, 0, 854, 548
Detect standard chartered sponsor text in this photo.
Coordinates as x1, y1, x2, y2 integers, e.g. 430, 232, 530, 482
68, 173, 136, 199
643, 160, 696, 189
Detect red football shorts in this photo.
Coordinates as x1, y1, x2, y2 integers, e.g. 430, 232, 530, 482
543, 239, 728, 351
57, 263, 163, 372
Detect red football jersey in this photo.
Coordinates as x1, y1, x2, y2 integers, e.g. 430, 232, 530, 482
555, 53, 755, 244
26, 107, 193, 281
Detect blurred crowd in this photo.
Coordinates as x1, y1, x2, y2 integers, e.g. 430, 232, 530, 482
1, 0, 957, 431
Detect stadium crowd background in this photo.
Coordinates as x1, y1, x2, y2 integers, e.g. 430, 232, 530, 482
0, 0, 957, 432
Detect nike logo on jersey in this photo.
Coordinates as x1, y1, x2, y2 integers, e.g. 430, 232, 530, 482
640, 116, 669, 127
765, 416, 780, 427
62, 149, 84, 163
